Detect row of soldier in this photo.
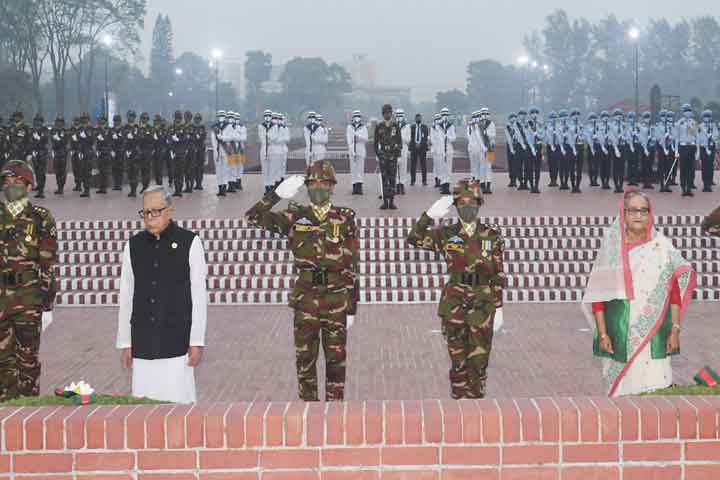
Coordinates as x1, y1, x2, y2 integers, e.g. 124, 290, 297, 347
0, 110, 209, 199
504, 105, 718, 196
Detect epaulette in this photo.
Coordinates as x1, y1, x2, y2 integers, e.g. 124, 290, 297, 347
287, 201, 303, 213
32, 205, 50, 216
336, 206, 356, 218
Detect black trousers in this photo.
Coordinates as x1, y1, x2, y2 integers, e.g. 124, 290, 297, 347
588, 145, 600, 184
184, 147, 195, 187
528, 149, 541, 190
657, 146, 673, 190
112, 151, 124, 189
627, 145, 639, 184
126, 150, 141, 189
379, 156, 397, 200
53, 150, 68, 189
559, 147, 570, 187
171, 149, 187, 192
613, 146, 627, 191
71, 150, 82, 187
153, 148, 165, 185
519, 147, 531, 187
700, 146, 716, 189
140, 149, 153, 188
548, 147, 560, 184
97, 151, 111, 190
569, 147, 583, 191
195, 146, 206, 187
410, 148, 427, 185
639, 147, 653, 186
80, 148, 94, 192
678, 145, 695, 194
32, 152, 48, 192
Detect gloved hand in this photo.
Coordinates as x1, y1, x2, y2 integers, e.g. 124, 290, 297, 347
274, 175, 305, 199
347, 315, 355, 329
493, 308, 504, 332
52, 134, 60, 142
33, 132, 41, 140
79, 131, 87, 139
426, 196, 453, 219
127, 133, 134, 139
72, 135, 78, 142
172, 135, 179, 142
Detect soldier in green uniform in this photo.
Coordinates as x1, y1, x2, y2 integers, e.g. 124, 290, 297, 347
407, 179, 506, 399
123, 110, 140, 197
374, 104, 402, 210
192, 113, 207, 190
77, 113, 95, 198
0, 160, 58, 401
110, 114, 125, 191
50, 116, 69, 195
137, 112, 154, 193
9, 112, 30, 163
29, 114, 50, 199
69, 117, 83, 192
245, 160, 359, 401
152, 114, 167, 186
168, 110, 188, 197
95, 114, 113, 194
703, 205, 720, 237
183, 111, 195, 193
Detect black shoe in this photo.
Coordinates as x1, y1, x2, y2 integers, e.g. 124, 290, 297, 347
440, 183, 451, 194
357, 184, 363, 195
128, 191, 137, 198
661, 187, 673, 193
571, 188, 581, 194
508, 181, 517, 188
34, 191, 45, 199
80, 191, 90, 198
352, 183, 359, 195
217, 185, 226, 197
410, 181, 415, 186
518, 183, 528, 190
228, 183, 237, 193
602, 183, 611, 190
54, 189, 64, 195
435, 178, 440, 187
173, 190, 182, 197
96, 189, 107, 194
628, 181, 638, 186
389, 199, 398, 210
614, 187, 623, 193
422, 181, 428, 186
643, 184, 654, 189
485, 183, 492, 194
73, 184, 82, 192
380, 199, 389, 210
237, 180, 243, 190
559, 184, 569, 190
548, 181, 558, 187
112, 186, 122, 191
531, 187, 540, 194
703, 187, 713, 192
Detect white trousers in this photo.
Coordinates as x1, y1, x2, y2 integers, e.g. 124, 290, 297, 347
478, 150, 492, 183
349, 153, 366, 184
214, 151, 228, 186
132, 354, 197, 404
435, 152, 453, 184
398, 149, 409, 185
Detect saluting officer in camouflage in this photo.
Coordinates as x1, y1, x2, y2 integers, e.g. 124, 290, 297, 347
246, 160, 359, 402
407, 179, 506, 399
703, 205, 720, 237
374, 103, 402, 210
0, 160, 58, 401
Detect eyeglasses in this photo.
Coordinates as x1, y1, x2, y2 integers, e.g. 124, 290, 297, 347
625, 208, 650, 217
138, 207, 168, 219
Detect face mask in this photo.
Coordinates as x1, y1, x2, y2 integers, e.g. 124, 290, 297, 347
307, 187, 330, 205
416, 119, 421, 124
272, 119, 278, 125
684, 112, 692, 119
457, 205, 479, 224
4, 184, 27, 202
353, 118, 361, 124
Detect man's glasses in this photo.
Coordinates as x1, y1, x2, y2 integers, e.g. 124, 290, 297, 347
625, 208, 650, 217
138, 207, 168, 218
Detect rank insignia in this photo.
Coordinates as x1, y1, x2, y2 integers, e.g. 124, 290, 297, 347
171, 242, 178, 249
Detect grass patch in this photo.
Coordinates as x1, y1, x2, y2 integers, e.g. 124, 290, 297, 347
642, 385, 720, 396
0, 395, 167, 407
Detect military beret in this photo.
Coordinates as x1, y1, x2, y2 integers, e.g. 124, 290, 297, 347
452, 178, 484, 206
1, 159, 35, 187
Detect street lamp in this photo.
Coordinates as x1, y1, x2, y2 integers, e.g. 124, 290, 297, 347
628, 27, 640, 116
211, 49, 223, 113
517, 56, 530, 105
101, 34, 113, 117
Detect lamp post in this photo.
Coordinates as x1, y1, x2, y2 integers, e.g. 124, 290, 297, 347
628, 27, 640, 116
211, 49, 223, 113
518, 55, 530, 106
101, 34, 113, 117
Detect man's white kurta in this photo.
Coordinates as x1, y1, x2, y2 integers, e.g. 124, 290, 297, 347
116, 235, 207, 403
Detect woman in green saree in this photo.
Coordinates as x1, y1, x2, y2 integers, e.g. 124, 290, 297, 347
582, 191, 697, 396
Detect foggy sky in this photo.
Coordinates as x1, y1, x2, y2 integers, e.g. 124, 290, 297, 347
142, 0, 720, 101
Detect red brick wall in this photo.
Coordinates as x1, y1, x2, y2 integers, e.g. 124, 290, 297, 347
1, 397, 719, 479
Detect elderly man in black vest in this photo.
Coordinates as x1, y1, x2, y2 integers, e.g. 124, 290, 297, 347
116, 185, 207, 403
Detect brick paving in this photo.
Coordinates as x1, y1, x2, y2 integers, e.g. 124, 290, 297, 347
41, 302, 719, 401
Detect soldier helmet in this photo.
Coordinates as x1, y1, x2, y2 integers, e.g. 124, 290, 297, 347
381, 104, 393, 114
642, 111, 651, 119
12, 111, 24, 121
217, 110, 226, 117
278, 113, 285, 120
263, 109, 273, 116
194, 113, 203, 123
316, 114, 324, 121
113, 113, 122, 123
440, 107, 450, 116
98, 114, 108, 125
571, 108, 581, 117
480, 107, 490, 115
127, 110, 136, 120
600, 110, 610, 118
55, 116, 65, 126
304, 159, 337, 185
548, 111, 558, 120
452, 178, 484, 206
702, 110, 713, 118
471, 111, 481, 118
395, 108, 405, 116
33, 113, 44, 125
587, 112, 598, 121
184, 110, 193, 122
518, 109, 528, 116
682, 103, 692, 112
0, 159, 35, 188
612, 108, 623, 117
307, 111, 317, 119
627, 111, 637, 119
154, 113, 163, 121
529, 107, 540, 115
174, 110, 183, 121
666, 110, 675, 118
559, 109, 569, 118
352, 110, 362, 117
140, 112, 150, 122
271, 112, 280, 119
507, 112, 517, 121
433, 113, 441, 120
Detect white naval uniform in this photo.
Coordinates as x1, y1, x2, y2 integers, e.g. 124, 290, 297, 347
346, 123, 369, 184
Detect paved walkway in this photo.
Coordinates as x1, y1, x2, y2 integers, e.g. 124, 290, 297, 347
41, 303, 718, 401
36, 172, 719, 221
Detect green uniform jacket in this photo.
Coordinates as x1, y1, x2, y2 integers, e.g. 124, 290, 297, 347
246, 191, 360, 314
374, 121, 402, 160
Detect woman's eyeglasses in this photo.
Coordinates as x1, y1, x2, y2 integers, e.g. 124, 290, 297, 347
138, 207, 168, 219
625, 208, 650, 217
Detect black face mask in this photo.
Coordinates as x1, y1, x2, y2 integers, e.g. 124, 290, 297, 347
416, 119, 421, 124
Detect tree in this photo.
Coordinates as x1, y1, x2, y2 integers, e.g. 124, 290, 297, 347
150, 14, 174, 114
279, 57, 351, 116
691, 16, 720, 99
435, 89, 468, 115
466, 60, 519, 113
172, 52, 213, 115
0, 65, 32, 114
244, 50, 272, 117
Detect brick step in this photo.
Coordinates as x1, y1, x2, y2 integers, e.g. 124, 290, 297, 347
56, 237, 718, 253
56, 259, 720, 278
55, 225, 709, 241
54, 287, 720, 306
55, 215, 708, 231
57, 247, 720, 265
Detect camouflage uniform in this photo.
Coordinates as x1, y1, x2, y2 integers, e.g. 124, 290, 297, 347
8, 112, 30, 163
68, 117, 82, 192
168, 111, 189, 197
77, 113, 95, 198
246, 161, 360, 401
703, 205, 720, 237
152, 115, 166, 186
407, 180, 505, 399
0, 160, 58, 401
183, 111, 195, 193
94, 115, 113, 194
110, 114, 125, 190
374, 105, 402, 209
192, 114, 207, 190
136, 113, 154, 192
29, 114, 50, 199
123, 111, 141, 197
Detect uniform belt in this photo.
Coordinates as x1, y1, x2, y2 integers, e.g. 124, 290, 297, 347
0, 270, 38, 286
449, 272, 488, 288
297, 269, 343, 286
